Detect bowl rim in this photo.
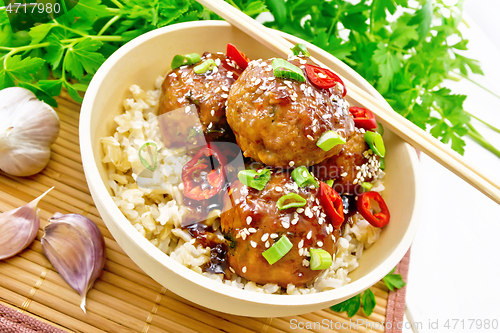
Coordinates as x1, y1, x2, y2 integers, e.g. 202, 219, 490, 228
80, 20, 422, 307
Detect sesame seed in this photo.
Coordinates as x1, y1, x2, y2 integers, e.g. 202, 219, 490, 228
291, 218, 299, 225
341, 172, 348, 177
317, 241, 323, 247
241, 232, 247, 240
221, 93, 228, 99
275, 186, 283, 193
307, 135, 314, 141
302, 259, 310, 267
242, 266, 247, 273
214, 87, 221, 93
299, 248, 304, 256
298, 239, 304, 248
248, 228, 257, 233
278, 86, 287, 90
261, 233, 269, 242
255, 78, 261, 85
230, 267, 235, 273
270, 233, 279, 239
289, 161, 295, 167
250, 241, 257, 248
221, 86, 229, 92
211, 110, 215, 116
246, 216, 252, 224
265, 240, 270, 248
305, 207, 313, 218
296, 208, 304, 214
282, 221, 290, 229
307, 231, 312, 239
215, 58, 221, 66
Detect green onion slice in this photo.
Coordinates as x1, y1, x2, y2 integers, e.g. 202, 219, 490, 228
309, 248, 333, 270
194, 59, 216, 74
291, 43, 310, 57
361, 182, 373, 192
376, 121, 384, 136
379, 157, 385, 170
291, 166, 318, 188
139, 142, 158, 171
364, 131, 386, 157
326, 180, 334, 187
316, 131, 346, 151
262, 235, 293, 265
171, 53, 202, 69
272, 58, 306, 82
238, 169, 271, 191
171, 55, 188, 69
276, 193, 307, 210
185, 53, 201, 64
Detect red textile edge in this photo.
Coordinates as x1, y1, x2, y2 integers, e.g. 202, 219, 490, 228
384, 248, 411, 333
0, 304, 67, 333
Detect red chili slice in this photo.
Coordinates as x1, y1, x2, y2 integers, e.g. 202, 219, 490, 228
349, 106, 377, 130
319, 181, 344, 228
227, 43, 250, 70
305, 64, 347, 97
357, 191, 390, 228
181, 144, 226, 200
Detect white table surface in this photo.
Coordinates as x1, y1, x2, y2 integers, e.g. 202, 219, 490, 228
404, 1, 500, 332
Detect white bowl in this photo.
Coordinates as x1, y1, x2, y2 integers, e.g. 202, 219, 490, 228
80, 21, 421, 317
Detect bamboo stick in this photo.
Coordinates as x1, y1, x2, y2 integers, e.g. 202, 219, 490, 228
45, 159, 87, 185
50, 151, 84, 174
55, 111, 80, 130
56, 126, 80, 146
0, 272, 139, 333
51, 144, 82, 164
0, 288, 104, 333
55, 101, 82, 121
26, 173, 92, 204
41, 167, 90, 195
195, 0, 500, 204
54, 136, 81, 155
0, 175, 102, 223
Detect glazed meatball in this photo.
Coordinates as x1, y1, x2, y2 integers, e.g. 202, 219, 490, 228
159, 52, 236, 143
221, 172, 339, 288
311, 131, 380, 195
225, 58, 355, 168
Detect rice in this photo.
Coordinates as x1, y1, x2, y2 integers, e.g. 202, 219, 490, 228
101, 80, 384, 294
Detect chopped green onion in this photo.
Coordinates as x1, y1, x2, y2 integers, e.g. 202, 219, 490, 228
276, 193, 307, 210
364, 131, 386, 157
326, 180, 334, 187
291, 43, 310, 57
291, 166, 318, 188
361, 182, 373, 192
138, 142, 158, 171
379, 157, 385, 170
185, 53, 201, 64
171, 55, 188, 69
316, 131, 346, 151
194, 59, 216, 74
309, 248, 333, 270
271, 58, 306, 82
171, 53, 202, 69
376, 121, 384, 136
262, 235, 293, 265
238, 169, 271, 191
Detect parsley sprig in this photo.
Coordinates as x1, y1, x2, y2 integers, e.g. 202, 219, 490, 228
0, 0, 499, 157
331, 268, 405, 318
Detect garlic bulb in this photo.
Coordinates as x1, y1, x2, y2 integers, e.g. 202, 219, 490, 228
0, 87, 60, 176
41, 213, 106, 313
0, 187, 53, 260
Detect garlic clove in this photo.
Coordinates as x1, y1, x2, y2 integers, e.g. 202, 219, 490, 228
41, 213, 106, 313
0, 187, 54, 260
0, 87, 60, 177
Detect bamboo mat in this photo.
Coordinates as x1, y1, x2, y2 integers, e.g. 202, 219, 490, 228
0, 92, 400, 333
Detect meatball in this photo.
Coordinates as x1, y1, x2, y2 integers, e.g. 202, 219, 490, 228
311, 131, 380, 195
225, 58, 355, 167
159, 52, 236, 143
221, 172, 339, 287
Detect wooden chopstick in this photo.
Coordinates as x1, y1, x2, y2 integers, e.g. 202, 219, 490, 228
195, 0, 500, 205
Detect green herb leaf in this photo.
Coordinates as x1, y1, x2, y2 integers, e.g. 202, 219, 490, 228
361, 288, 376, 316
65, 38, 106, 79
331, 294, 361, 318
383, 269, 406, 291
